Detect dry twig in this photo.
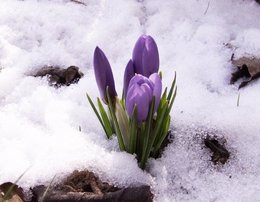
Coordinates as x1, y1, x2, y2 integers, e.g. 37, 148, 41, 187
70, 0, 87, 6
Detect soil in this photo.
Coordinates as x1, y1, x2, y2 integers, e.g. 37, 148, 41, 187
0, 182, 24, 202
31, 170, 153, 202
230, 54, 260, 89
204, 136, 230, 164
151, 130, 174, 158
32, 66, 84, 87
58, 170, 119, 194
0, 170, 153, 202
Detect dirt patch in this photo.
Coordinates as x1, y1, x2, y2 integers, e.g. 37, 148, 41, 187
59, 170, 119, 194
31, 170, 153, 202
151, 130, 174, 159
0, 170, 152, 202
0, 182, 24, 202
32, 66, 83, 87
204, 136, 230, 164
230, 54, 260, 89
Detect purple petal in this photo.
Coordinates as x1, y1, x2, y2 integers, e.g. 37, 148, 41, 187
126, 83, 152, 123
142, 36, 160, 77
93, 47, 117, 103
149, 73, 162, 111
128, 74, 144, 88
123, 59, 135, 98
132, 36, 146, 75
126, 74, 156, 123
140, 82, 154, 99
134, 91, 151, 122
132, 35, 160, 77
128, 74, 153, 91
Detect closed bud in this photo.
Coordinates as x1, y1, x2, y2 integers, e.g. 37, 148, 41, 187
93, 47, 117, 103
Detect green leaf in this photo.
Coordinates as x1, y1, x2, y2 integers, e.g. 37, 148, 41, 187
129, 106, 138, 154
135, 124, 143, 161
106, 88, 125, 151
167, 71, 176, 101
152, 84, 177, 157
168, 86, 177, 112
237, 93, 240, 107
39, 175, 56, 202
97, 98, 113, 138
162, 87, 168, 98
120, 96, 126, 110
115, 99, 130, 150
2, 167, 30, 201
153, 102, 168, 143
141, 101, 168, 169
159, 71, 162, 79
140, 97, 155, 169
152, 85, 176, 157
153, 115, 171, 155
86, 93, 108, 138
156, 89, 167, 115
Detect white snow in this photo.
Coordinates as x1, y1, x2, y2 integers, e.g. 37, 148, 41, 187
0, 0, 260, 201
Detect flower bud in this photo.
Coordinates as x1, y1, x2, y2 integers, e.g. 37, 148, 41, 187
149, 73, 162, 110
132, 35, 159, 77
126, 73, 162, 123
123, 59, 135, 99
93, 47, 117, 103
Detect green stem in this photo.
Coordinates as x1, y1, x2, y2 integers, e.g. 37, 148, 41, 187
141, 101, 168, 169
167, 71, 176, 101
140, 97, 155, 169
129, 106, 138, 154
106, 88, 125, 151
86, 94, 108, 137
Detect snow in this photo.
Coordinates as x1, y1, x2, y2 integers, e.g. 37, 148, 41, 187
0, 0, 260, 201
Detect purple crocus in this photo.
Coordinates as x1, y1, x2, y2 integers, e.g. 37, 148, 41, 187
123, 59, 135, 98
93, 46, 117, 103
126, 73, 162, 123
132, 35, 159, 77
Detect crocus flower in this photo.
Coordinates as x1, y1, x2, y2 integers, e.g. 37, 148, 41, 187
93, 46, 117, 103
123, 59, 135, 98
126, 73, 162, 123
132, 35, 159, 77
149, 73, 162, 110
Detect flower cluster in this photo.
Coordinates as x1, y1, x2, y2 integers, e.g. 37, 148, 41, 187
87, 35, 177, 169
